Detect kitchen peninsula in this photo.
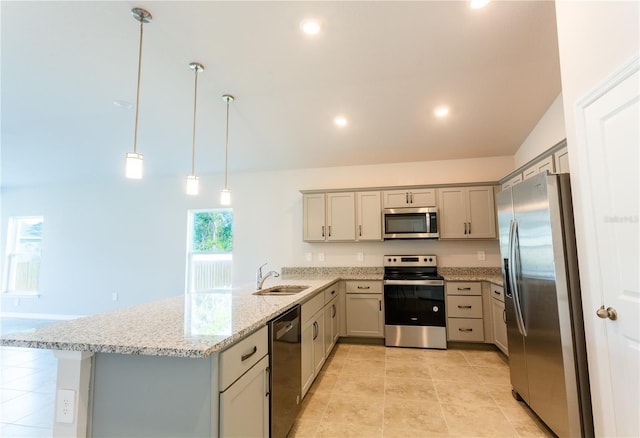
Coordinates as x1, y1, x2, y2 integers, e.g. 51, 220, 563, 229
0, 272, 378, 438
1, 266, 506, 437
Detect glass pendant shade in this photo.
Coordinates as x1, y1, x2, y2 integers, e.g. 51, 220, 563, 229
220, 188, 232, 206
125, 152, 144, 179
186, 175, 199, 195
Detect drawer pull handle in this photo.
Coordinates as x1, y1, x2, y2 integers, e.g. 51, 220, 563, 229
241, 346, 258, 362
458, 305, 472, 309
357, 286, 371, 289
331, 290, 336, 295
494, 290, 501, 295
459, 328, 473, 332
457, 287, 472, 291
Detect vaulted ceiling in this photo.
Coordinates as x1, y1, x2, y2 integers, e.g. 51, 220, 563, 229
1, 1, 561, 188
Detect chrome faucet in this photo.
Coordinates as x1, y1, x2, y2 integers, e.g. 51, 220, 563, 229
256, 262, 280, 289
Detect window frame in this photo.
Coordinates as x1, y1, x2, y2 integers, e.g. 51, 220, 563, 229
3, 215, 44, 296
186, 209, 233, 292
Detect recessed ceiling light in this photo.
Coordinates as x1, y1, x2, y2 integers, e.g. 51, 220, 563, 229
301, 20, 321, 35
334, 116, 347, 127
434, 107, 450, 118
470, 0, 490, 9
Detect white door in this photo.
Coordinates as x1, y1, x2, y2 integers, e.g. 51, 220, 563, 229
356, 191, 382, 241
575, 56, 639, 437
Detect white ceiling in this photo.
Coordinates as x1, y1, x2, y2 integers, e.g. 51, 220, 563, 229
1, 1, 561, 188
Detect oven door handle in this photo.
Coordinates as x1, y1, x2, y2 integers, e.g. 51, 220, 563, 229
384, 279, 444, 286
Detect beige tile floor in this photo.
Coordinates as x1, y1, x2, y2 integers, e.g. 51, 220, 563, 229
290, 342, 556, 438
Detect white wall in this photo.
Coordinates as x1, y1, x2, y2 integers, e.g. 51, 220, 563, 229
554, 0, 639, 435
0, 156, 512, 317
514, 93, 566, 167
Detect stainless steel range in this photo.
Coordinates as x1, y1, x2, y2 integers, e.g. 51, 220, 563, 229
383, 255, 447, 349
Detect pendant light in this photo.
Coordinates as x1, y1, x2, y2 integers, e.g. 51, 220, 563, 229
125, 7, 152, 179
186, 62, 204, 195
220, 94, 234, 206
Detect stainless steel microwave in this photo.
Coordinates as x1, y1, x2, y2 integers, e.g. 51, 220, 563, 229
383, 207, 439, 239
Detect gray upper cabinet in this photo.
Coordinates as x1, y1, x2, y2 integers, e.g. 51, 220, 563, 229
438, 186, 497, 239
303, 193, 356, 242
382, 188, 436, 208
356, 191, 382, 241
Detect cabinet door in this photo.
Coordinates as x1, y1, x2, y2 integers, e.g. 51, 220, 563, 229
502, 174, 523, 191
301, 320, 315, 397
312, 313, 325, 376
438, 188, 467, 238
382, 190, 411, 208
523, 156, 554, 180
323, 296, 339, 357
466, 186, 496, 239
346, 293, 384, 337
409, 189, 437, 207
356, 191, 382, 241
383, 189, 436, 208
326, 192, 356, 241
303, 194, 326, 242
491, 298, 508, 355
554, 146, 570, 173
219, 355, 269, 438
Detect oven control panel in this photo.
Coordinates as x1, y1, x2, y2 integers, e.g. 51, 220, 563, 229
384, 255, 437, 267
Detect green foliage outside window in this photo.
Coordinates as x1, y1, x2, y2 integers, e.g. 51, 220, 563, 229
192, 210, 233, 252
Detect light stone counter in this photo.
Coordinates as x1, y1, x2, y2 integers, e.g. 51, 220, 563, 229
439, 267, 504, 286
0, 278, 340, 358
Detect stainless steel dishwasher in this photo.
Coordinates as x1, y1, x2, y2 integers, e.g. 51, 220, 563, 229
269, 305, 301, 438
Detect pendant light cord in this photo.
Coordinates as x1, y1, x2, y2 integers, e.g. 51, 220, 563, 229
133, 18, 144, 154
191, 69, 199, 176
224, 100, 230, 190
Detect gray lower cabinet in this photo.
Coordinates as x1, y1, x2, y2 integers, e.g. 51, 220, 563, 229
445, 281, 485, 342
219, 355, 269, 437
345, 281, 384, 338
301, 292, 326, 398
490, 285, 508, 355
90, 325, 270, 438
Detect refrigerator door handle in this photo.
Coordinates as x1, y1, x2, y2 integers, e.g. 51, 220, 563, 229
509, 220, 527, 337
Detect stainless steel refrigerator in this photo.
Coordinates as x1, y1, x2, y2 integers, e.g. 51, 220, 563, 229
496, 172, 593, 438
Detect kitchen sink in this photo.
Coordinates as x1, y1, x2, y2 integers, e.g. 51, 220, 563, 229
253, 285, 309, 296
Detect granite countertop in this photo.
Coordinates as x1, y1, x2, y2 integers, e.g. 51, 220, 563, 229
0, 266, 505, 358
439, 267, 504, 286
0, 267, 384, 359
0, 278, 339, 359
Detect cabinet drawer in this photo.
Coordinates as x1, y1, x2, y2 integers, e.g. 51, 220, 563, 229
220, 326, 268, 390
447, 318, 485, 342
491, 285, 504, 303
324, 284, 339, 304
447, 295, 483, 318
446, 282, 482, 296
345, 280, 382, 294
302, 292, 325, 324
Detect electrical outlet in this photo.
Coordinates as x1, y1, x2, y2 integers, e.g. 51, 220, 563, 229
477, 251, 486, 261
357, 252, 364, 261
318, 252, 325, 262
56, 389, 76, 424
112, 292, 118, 301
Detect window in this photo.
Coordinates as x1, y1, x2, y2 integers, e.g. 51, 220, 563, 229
186, 209, 233, 292
3, 216, 44, 295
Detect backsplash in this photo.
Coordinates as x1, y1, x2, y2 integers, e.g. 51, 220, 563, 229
281, 266, 383, 278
